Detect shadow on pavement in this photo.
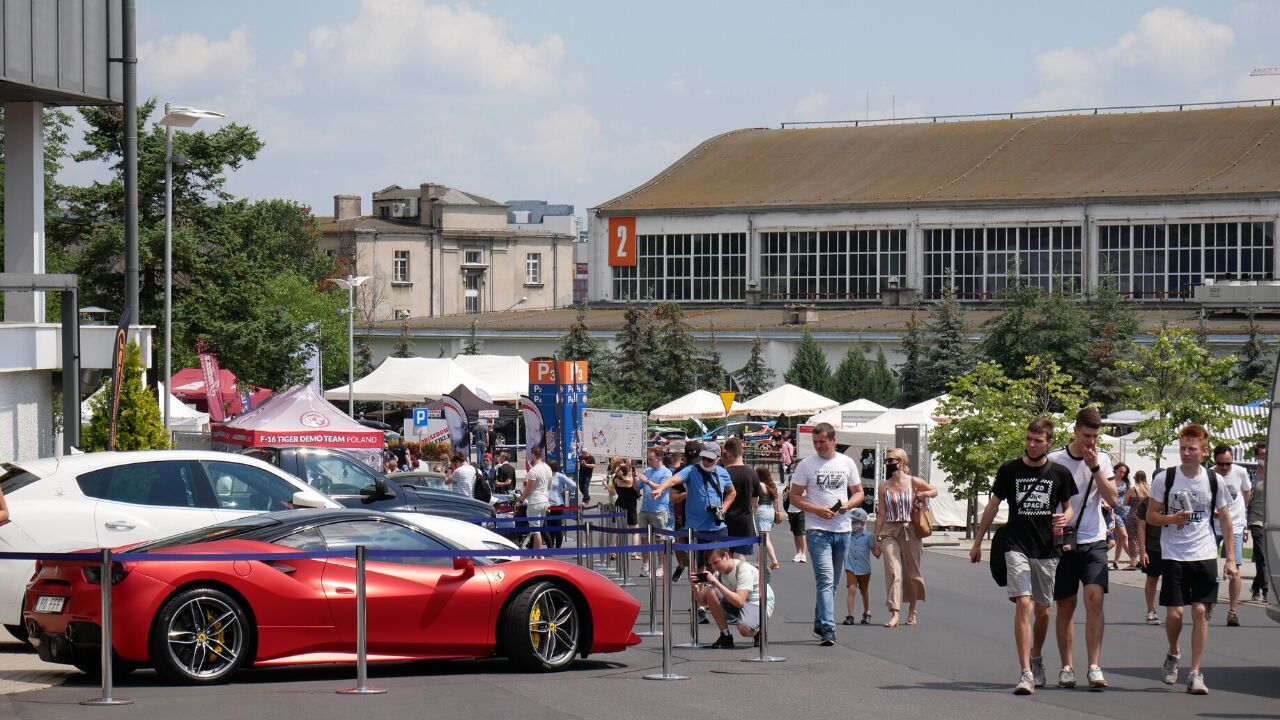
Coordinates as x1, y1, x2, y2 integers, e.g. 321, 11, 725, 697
1099, 666, 1280, 700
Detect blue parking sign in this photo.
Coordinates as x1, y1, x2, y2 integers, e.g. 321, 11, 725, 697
413, 407, 430, 426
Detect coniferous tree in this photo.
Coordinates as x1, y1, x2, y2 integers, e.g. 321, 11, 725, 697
1233, 306, 1274, 402
462, 319, 480, 355
391, 317, 415, 358
1082, 276, 1138, 410
736, 331, 775, 398
785, 327, 832, 394
354, 327, 374, 379
593, 303, 662, 410
557, 300, 604, 362
921, 277, 973, 397
865, 346, 901, 407
979, 279, 1039, 379
83, 341, 169, 451
896, 306, 928, 406
828, 344, 870, 403
698, 322, 731, 392
652, 302, 700, 398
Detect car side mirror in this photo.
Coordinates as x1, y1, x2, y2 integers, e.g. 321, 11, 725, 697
453, 556, 474, 574
375, 477, 391, 498
292, 490, 328, 509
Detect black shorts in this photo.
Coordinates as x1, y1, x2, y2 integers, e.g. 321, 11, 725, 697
1053, 540, 1110, 600
1160, 559, 1218, 607
1141, 549, 1165, 579
787, 511, 805, 535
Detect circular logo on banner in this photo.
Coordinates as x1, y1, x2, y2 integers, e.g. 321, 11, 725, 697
299, 411, 330, 429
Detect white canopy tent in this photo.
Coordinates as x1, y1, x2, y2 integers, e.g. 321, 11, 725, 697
324, 357, 488, 403
738, 383, 838, 417
82, 382, 209, 431
451, 354, 529, 402
649, 389, 750, 421
807, 398, 887, 426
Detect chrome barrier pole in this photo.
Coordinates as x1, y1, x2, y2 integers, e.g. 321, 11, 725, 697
338, 545, 386, 695
575, 505, 584, 566
618, 525, 637, 587
743, 530, 784, 663
81, 548, 131, 706
675, 528, 708, 648
637, 527, 660, 636
644, 537, 687, 681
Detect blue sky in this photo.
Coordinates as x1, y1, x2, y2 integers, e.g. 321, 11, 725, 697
62, 1, 1280, 220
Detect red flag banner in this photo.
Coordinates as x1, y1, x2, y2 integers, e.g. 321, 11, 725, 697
199, 345, 226, 423
107, 305, 134, 451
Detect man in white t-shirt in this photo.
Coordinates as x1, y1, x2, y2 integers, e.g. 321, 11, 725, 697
1210, 445, 1251, 627
694, 546, 775, 649
788, 422, 862, 647
1045, 407, 1118, 690
1148, 424, 1237, 695
447, 453, 477, 499
521, 445, 554, 551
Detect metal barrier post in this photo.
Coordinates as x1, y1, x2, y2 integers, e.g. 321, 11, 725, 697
575, 505, 584, 566
338, 545, 386, 695
644, 537, 687, 681
743, 529, 784, 663
637, 527, 660, 636
675, 528, 708, 648
81, 548, 132, 706
618, 525, 637, 587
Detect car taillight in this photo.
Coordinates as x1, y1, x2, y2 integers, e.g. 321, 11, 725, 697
32, 560, 42, 575
83, 562, 129, 585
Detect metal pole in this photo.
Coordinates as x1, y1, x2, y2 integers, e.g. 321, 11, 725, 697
163, 117, 173, 437
584, 521, 593, 569
637, 527, 660, 636
675, 528, 708, 648
619, 525, 635, 587
347, 282, 356, 416
743, 529, 784, 663
122, 0, 139, 317
644, 537, 687, 681
337, 545, 386, 694
60, 288, 80, 453
81, 549, 131, 705
575, 505, 584, 566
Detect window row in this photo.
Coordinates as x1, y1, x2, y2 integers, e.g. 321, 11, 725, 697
923, 226, 1082, 298
612, 233, 747, 301
759, 229, 907, 301
1098, 222, 1275, 299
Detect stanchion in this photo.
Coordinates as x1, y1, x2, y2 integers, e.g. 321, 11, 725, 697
575, 505, 584, 566
338, 545, 387, 695
675, 528, 709, 648
644, 537, 687, 681
637, 527, 660, 636
743, 529, 784, 663
81, 548, 132, 706
618, 526, 638, 587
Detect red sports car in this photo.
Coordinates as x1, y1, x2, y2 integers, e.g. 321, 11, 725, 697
24, 509, 640, 683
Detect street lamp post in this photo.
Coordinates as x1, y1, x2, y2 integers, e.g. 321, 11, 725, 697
158, 104, 225, 435
328, 276, 371, 416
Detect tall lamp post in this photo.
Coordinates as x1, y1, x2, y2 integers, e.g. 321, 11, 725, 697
329, 275, 371, 416
157, 104, 225, 435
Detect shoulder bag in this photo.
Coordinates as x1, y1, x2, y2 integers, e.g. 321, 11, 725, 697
910, 479, 934, 538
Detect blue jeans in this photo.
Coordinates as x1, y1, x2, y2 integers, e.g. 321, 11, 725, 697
806, 529, 849, 632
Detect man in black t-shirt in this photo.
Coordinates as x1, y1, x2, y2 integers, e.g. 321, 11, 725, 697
971, 418, 1076, 696
577, 450, 596, 505
722, 438, 760, 556
494, 452, 517, 495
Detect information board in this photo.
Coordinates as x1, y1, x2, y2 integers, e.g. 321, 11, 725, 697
582, 408, 648, 460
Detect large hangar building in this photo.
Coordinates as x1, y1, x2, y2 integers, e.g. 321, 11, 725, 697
588, 104, 1280, 307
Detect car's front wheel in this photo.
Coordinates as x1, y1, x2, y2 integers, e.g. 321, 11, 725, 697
501, 581, 581, 671
150, 587, 252, 684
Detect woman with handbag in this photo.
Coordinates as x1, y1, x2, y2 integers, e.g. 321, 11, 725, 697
755, 467, 782, 569
872, 447, 938, 627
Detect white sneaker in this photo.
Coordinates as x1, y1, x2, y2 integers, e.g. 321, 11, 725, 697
640, 564, 649, 577
799, 553, 808, 563
1030, 656, 1046, 687
792, 553, 804, 563
1058, 666, 1076, 688
1187, 671, 1208, 695
1087, 665, 1106, 689
1014, 670, 1035, 695
1161, 653, 1180, 685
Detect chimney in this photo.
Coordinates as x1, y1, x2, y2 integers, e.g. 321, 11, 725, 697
333, 194, 362, 221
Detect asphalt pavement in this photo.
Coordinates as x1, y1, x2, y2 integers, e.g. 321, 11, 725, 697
3, 528, 1277, 720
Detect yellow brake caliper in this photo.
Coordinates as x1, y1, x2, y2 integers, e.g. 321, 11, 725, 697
205, 609, 225, 658
530, 602, 542, 651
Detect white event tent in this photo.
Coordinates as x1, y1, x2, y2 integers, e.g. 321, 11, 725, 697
451, 355, 529, 402
807, 398, 887, 426
738, 383, 838, 417
82, 381, 209, 431
650, 389, 750, 421
324, 357, 488, 403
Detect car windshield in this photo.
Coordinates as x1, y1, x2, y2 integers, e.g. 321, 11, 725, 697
129, 516, 282, 552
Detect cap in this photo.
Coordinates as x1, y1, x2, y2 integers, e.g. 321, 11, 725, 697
699, 441, 721, 461
483, 452, 493, 460
849, 508, 869, 524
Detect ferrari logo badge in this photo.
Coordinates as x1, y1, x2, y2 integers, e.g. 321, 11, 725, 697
493, 570, 505, 584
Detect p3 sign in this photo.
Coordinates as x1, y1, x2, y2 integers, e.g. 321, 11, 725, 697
607, 216, 637, 267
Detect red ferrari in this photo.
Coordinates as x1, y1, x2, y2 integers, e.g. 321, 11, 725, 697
24, 509, 640, 683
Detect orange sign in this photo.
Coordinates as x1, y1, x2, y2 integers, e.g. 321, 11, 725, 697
719, 391, 737, 415
530, 359, 590, 385
607, 216, 637, 267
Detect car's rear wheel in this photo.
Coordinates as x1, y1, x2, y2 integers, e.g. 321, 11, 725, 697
150, 587, 252, 684
501, 581, 580, 671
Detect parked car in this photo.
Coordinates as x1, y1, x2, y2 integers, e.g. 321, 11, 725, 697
243, 447, 494, 521
24, 509, 641, 682
0, 451, 338, 643
645, 426, 690, 447
391, 469, 450, 492
356, 418, 402, 444
694, 420, 777, 443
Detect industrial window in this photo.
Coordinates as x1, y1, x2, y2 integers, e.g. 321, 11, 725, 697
759, 229, 906, 302
922, 225, 1082, 299
1098, 220, 1275, 300
393, 251, 410, 283
610, 232, 747, 302
525, 253, 542, 285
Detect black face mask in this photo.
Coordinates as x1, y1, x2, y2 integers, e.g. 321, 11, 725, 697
1025, 451, 1047, 462
885, 462, 900, 475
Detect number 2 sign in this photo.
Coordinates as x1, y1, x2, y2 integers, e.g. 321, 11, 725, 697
607, 216, 637, 267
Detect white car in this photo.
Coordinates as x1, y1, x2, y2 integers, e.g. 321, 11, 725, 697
388, 512, 519, 559
0, 450, 338, 642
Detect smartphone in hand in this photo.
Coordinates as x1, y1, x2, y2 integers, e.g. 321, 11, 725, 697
830, 500, 844, 513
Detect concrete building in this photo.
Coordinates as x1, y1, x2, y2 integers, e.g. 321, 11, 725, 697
1, 2, 152, 462
318, 185, 575, 321
587, 104, 1280, 308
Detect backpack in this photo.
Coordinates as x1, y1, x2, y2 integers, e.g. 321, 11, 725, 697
473, 473, 492, 503
1160, 466, 1218, 517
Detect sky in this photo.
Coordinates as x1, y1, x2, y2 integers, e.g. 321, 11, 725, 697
57, 1, 1280, 222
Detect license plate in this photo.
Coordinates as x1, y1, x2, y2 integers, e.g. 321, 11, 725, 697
33, 596, 65, 614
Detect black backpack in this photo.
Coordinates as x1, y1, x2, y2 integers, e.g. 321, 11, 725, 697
473, 473, 492, 503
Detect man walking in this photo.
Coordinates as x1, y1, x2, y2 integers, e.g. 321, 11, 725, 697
473, 417, 492, 466
1046, 407, 1118, 689
578, 448, 597, 506
788, 422, 862, 647
970, 418, 1076, 695
520, 445, 554, 551
1210, 445, 1251, 626
638, 447, 673, 577
1247, 448, 1267, 603
1148, 424, 1237, 695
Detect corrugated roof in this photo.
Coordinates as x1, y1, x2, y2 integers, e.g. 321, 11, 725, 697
596, 106, 1280, 213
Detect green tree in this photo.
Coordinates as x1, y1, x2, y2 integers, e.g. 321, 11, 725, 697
651, 302, 700, 398
828, 344, 870, 403
978, 280, 1039, 378
931, 356, 1087, 534
736, 331, 775, 398
1118, 328, 1238, 465
392, 317, 415, 358
784, 327, 831, 394
896, 306, 929, 406
593, 303, 662, 410
557, 300, 603, 361
1232, 306, 1274, 403
864, 346, 900, 407
83, 341, 170, 451
697, 322, 731, 392
921, 279, 972, 397
1081, 276, 1139, 412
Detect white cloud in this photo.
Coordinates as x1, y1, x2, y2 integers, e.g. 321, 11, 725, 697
794, 91, 831, 118
308, 0, 565, 93
138, 27, 255, 94
504, 105, 601, 184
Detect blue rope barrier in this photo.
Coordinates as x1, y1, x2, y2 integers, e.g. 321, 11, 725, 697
672, 536, 759, 552
487, 524, 588, 535
0, 542, 665, 564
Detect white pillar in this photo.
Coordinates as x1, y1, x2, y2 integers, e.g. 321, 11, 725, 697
3, 102, 46, 322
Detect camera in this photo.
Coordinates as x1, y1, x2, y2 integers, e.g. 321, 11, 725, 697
707, 505, 725, 524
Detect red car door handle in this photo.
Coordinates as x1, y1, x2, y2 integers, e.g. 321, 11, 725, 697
334, 587, 355, 595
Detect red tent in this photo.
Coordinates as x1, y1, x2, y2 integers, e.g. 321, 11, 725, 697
211, 385, 384, 468
169, 368, 272, 416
